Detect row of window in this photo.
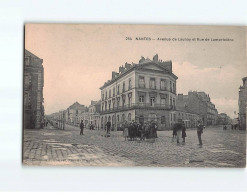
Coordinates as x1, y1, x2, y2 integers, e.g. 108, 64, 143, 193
138, 76, 176, 93
102, 79, 132, 100
101, 94, 176, 111
102, 76, 177, 101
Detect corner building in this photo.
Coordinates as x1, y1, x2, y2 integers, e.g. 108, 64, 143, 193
99, 54, 178, 130
24, 50, 44, 129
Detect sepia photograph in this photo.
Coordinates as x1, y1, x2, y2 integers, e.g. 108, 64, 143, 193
23, 24, 246, 167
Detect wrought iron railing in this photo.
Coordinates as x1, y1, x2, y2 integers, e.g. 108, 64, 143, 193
100, 103, 175, 113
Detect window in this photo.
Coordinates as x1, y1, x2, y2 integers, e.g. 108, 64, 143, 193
129, 79, 132, 89
123, 82, 125, 92
25, 57, 30, 66
117, 97, 120, 107
112, 99, 115, 108
122, 114, 125, 122
129, 96, 132, 106
139, 116, 144, 125
139, 95, 144, 103
102, 93, 104, 100
105, 91, 107, 99
161, 79, 166, 90
161, 98, 166, 105
161, 116, 166, 124
122, 96, 126, 107
139, 76, 145, 88
150, 97, 155, 106
117, 85, 120, 94
170, 81, 172, 92
109, 89, 111, 98
113, 87, 115, 96
102, 103, 104, 111
173, 114, 176, 122
170, 98, 172, 107
128, 113, 131, 121
150, 78, 156, 89
105, 102, 107, 110
173, 83, 176, 93
108, 100, 111, 110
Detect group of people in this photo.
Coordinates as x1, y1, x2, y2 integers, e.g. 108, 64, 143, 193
80, 118, 205, 145
122, 121, 158, 141
172, 119, 205, 145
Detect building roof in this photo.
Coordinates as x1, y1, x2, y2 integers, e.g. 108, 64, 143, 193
100, 55, 177, 90
25, 49, 43, 60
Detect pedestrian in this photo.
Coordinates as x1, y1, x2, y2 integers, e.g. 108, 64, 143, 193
80, 120, 84, 135
123, 121, 129, 141
140, 123, 145, 141
152, 122, 158, 138
46, 121, 48, 127
176, 119, 183, 144
106, 121, 111, 137
172, 123, 177, 139
197, 120, 204, 145
132, 121, 137, 141
182, 121, 187, 143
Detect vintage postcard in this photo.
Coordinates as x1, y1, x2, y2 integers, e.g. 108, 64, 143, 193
23, 24, 246, 167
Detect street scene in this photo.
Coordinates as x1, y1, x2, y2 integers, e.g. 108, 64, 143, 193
23, 24, 247, 167
23, 124, 246, 167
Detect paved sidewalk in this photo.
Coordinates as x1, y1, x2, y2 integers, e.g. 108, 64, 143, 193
22, 123, 246, 167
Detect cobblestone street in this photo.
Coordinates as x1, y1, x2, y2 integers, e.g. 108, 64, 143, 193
23, 124, 246, 167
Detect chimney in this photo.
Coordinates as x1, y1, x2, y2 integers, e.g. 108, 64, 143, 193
125, 62, 131, 69
139, 56, 145, 64
153, 54, 158, 62
119, 65, 125, 74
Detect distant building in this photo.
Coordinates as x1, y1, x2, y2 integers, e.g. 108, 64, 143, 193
88, 100, 101, 129
218, 113, 231, 125
65, 102, 87, 125
99, 54, 178, 130
176, 94, 201, 128
239, 77, 247, 130
24, 50, 44, 129
177, 91, 218, 126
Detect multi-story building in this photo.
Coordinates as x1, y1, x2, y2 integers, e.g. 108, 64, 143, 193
177, 91, 218, 126
88, 100, 101, 129
176, 94, 201, 128
24, 50, 44, 129
65, 102, 87, 126
99, 54, 178, 130
239, 77, 247, 130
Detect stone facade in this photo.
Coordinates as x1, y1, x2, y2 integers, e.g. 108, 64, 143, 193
239, 77, 247, 130
65, 102, 87, 126
99, 54, 178, 130
177, 92, 218, 126
176, 94, 201, 128
24, 50, 44, 129
88, 100, 101, 129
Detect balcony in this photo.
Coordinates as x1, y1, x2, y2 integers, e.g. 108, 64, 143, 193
100, 103, 173, 114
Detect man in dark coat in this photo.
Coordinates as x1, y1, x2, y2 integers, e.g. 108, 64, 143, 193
197, 121, 204, 145
173, 119, 182, 143
106, 121, 111, 136
80, 120, 84, 135
182, 122, 187, 143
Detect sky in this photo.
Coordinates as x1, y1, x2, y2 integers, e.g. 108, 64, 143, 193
25, 24, 247, 118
